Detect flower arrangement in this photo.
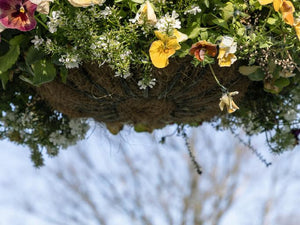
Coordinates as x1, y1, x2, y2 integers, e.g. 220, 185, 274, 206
0, 0, 299, 165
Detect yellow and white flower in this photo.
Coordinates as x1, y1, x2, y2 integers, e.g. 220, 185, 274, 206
67, 0, 105, 7
219, 91, 239, 113
218, 36, 237, 67
30, 0, 53, 14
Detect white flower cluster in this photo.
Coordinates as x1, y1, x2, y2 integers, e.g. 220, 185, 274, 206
59, 53, 81, 69
155, 11, 181, 34
138, 77, 156, 89
76, 12, 91, 29
47, 11, 64, 33
184, 6, 202, 15
90, 34, 132, 78
31, 35, 44, 49
49, 119, 89, 148
100, 6, 112, 19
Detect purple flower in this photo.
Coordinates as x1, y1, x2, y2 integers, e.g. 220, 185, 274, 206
0, 0, 37, 31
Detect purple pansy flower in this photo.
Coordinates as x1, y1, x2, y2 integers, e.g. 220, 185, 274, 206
0, 0, 37, 31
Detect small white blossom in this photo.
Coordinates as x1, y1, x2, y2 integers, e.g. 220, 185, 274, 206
47, 11, 64, 33
100, 6, 112, 19
138, 78, 156, 89
31, 35, 44, 49
184, 6, 201, 15
155, 11, 181, 34
59, 53, 81, 69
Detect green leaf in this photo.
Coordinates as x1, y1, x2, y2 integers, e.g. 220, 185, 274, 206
248, 68, 265, 81
188, 26, 201, 39
204, 0, 209, 8
236, 27, 246, 36
0, 70, 11, 89
130, 0, 144, 3
212, 18, 228, 29
0, 45, 20, 75
134, 124, 151, 132
222, 2, 234, 21
9, 35, 26, 46
274, 78, 290, 89
60, 66, 68, 83
20, 59, 56, 86
200, 29, 208, 40
239, 65, 261, 75
25, 46, 46, 66
267, 17, 277, 25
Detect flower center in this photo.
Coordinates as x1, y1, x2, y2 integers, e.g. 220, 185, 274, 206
19, 6, 25, 14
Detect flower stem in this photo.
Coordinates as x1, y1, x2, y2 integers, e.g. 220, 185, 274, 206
208, 64, 227, 92
35, 16, 48, 30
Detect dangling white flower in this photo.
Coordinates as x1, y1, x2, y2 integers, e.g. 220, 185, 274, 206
219, 91, 239, 113
218, 36, 237, 67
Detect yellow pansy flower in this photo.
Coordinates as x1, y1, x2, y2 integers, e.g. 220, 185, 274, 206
219, 91, 239, 113
149, 31, 181, 68
67, 0, 105, 7
294, 19, 300, 40
217, 36, 237, 67
258, 0, 283, 12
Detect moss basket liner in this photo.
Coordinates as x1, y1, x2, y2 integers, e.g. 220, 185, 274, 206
37, 56, 251, 131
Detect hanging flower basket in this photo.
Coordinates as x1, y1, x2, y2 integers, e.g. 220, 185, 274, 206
0, 0, 299, 166
36, 58, 251, 132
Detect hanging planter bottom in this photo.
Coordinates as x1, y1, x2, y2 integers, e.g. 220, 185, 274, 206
37, 57, 251, 131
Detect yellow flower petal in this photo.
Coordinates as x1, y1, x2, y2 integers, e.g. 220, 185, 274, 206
219, 92, 239, 113
218, 53, 237, 67
68, 0, 104, 7
138, 1, 157, 25
173, 29, 188, 42
258, 0, 273, 5
217, 48, 226, 59
295, 20, 300, 40
149, 40, 170, 68
166, 38, 181, 52
154, 30, 169, 42
280, 1, 295, 26
273, 0, 283, 12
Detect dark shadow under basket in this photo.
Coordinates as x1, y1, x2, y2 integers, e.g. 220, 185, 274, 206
37, 56, 251, 131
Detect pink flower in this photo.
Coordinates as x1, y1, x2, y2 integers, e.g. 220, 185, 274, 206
0, 0, 37, 31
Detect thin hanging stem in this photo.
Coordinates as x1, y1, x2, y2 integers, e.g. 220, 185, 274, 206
208, 64, 227, 92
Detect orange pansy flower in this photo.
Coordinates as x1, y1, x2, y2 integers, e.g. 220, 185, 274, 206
189, 41, 217, 62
